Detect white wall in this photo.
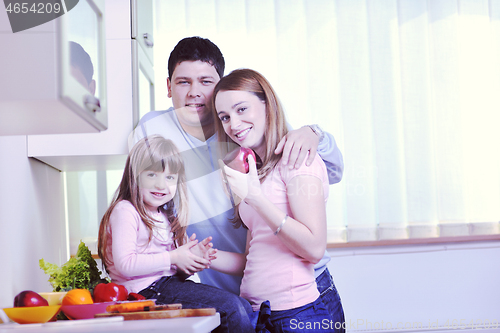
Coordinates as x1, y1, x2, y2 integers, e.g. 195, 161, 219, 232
328, 241, 500, 332
0, 136, 66, 308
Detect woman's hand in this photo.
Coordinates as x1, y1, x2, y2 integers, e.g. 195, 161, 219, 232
170, 239, 211, 275
220, 155, 261, 205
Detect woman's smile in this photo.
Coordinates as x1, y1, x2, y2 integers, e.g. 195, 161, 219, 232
234, 127, 252, 140
215, 90, 266, 152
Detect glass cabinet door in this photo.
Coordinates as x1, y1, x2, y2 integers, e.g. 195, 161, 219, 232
59, 0, 107, 129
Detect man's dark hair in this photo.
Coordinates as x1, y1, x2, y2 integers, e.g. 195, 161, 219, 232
70, 41, 94, 85
168, 36, 225, 79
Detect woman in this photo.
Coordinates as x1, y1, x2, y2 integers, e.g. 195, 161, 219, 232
210, 69, 344, 332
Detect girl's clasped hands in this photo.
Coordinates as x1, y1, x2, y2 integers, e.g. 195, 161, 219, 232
171, 233, 217, 275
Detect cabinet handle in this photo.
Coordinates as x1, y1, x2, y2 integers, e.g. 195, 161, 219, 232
84, 95, 101, 112
143, 33, 154, 47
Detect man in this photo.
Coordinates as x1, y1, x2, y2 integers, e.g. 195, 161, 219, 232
130, 37, 344, 328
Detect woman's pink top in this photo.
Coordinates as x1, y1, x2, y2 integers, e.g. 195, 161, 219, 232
239, 154, 329, 311
105, 200, 177, 293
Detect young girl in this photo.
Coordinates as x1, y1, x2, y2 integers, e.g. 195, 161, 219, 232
97, 135, 254, 333
211, 69, 341, 332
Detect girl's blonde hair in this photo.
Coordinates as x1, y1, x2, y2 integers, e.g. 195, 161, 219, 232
211, 69, 289, 227
98, 135, 189, 271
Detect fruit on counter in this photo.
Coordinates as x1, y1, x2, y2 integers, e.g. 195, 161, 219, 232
13, 290, 49, 307
93, 283, 128, 303
222, 147, 257, 173
39, 241, 105, 292
62, 288, 94, 305
127, 292, 147, 301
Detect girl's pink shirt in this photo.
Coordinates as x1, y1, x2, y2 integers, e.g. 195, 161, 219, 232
105, 200, 177, 293
239, 154, 329, 311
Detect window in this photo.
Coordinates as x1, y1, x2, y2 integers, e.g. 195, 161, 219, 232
153, 0, 500, 244
66, 170, 122, 255
67, 0, 500, 253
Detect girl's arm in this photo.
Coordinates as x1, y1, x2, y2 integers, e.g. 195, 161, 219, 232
209, 230, 251, 276
223, 156, 327, 264
110, 202, 209, 277
111, 206, 171, 277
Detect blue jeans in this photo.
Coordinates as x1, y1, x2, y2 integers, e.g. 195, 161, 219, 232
139, 275, 254, 333
316, 268, 345, 333
255, 297, 331, 333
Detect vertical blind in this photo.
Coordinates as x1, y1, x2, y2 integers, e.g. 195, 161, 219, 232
153, 0, 500, 242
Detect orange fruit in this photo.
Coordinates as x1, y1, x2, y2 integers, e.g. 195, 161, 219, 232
61, 289, 93, 305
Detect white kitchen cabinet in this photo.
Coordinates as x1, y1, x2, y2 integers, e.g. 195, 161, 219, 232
26, 37, 133, 171
26, 0, 154, 171
0, 0, 108, 136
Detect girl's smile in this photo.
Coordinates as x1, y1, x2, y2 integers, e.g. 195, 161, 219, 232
151, 191, 167, 198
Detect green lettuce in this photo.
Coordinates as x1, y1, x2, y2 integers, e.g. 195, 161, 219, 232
39, 241, 105, 292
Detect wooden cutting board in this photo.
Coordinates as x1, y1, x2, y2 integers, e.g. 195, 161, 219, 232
95, 308, 216, 320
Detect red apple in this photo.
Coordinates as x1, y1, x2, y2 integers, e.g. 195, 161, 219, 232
223, 147, 256, 173
13, 290, 49, 307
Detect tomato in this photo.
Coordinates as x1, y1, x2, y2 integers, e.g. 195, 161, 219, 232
62, 289, 93, 305
127, 292, 147, 301
93, 283, 128, 303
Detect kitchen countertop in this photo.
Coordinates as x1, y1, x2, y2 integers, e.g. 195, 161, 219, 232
0, 313, 220, 333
